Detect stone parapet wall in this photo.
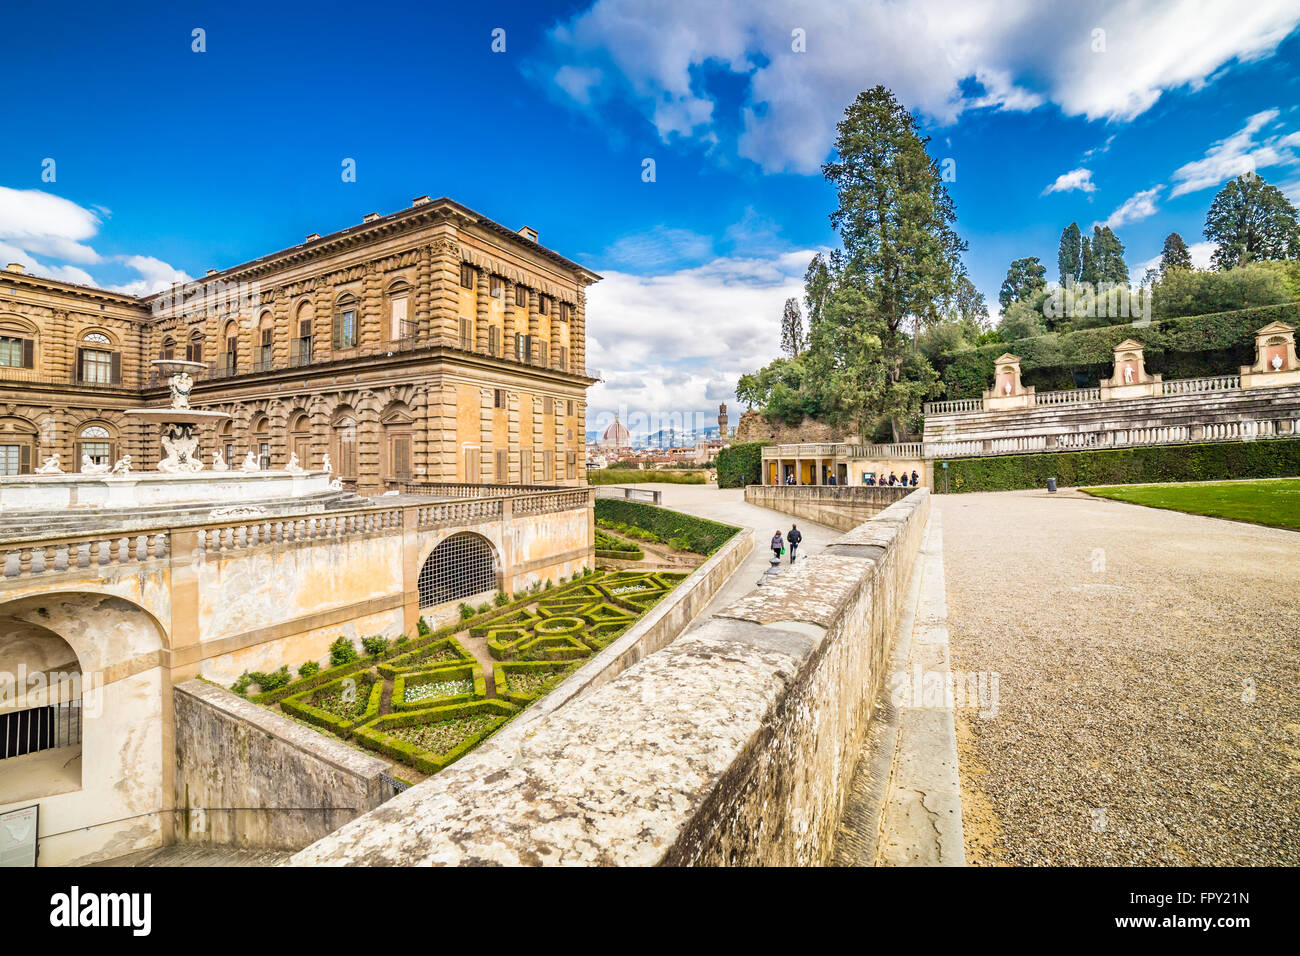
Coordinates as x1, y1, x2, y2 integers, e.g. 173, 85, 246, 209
173, 680, 396, 851
922, 384, 1300, 445
289, 489, 930, 866
745, 483, 914, 531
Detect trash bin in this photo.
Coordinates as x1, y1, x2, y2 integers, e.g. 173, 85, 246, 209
1047, 477, 1057, 493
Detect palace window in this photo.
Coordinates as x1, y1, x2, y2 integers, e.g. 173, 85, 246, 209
221, 321, 238, 375
333, 296, 358, 349
0, 444, 26, 475
459, 317, 473, 350
78, 425, 114, 468
459, 263, 475, 289
558, 346, 569, 371
489, 275, 503, 298
543, 396, 554, 415
78, 332, 119, 385
559, 302, 571, 323
257, 314, 274, 369
388, 285, 411, 341
515, 285, 528, 308
488, 325, 500, 356
293, 318, 313, 366
538, 295, 551, 315
332, 417, 357, 477
493, 388, 506, 409
159, 337, 176, 361
495, 448, 507, 479
566, 450, 577, 480
186, 330, 204, 363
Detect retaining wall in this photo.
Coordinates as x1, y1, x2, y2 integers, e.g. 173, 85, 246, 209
744, 484, 914, 531
172, 679, 396, 850
290, 489, 930, 866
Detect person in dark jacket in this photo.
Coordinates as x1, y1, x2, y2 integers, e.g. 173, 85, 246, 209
771, 529, 784, 561
911, 469, 920, 487
787, 523, 802, 563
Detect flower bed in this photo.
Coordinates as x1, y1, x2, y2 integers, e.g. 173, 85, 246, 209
353, 699, 519, 774
493, 661, 579, 706
378, 636, 475, 680
280, 671, 383, 737
391, 663, 486, 710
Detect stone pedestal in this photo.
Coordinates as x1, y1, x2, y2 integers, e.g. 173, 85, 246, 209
1241, 321, 1300, 389
982, 353, 1035, 410
1100, 339, 1161, 400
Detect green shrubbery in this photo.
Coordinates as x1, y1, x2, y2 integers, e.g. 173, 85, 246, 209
933, 302, 1298, 399
329, 636, 361, 667
280, 672, 384, 737
587, 468, 708, 485
939, 439, 1300, 493
593, 499, 740, 555
716, 442, 771, 488
594, 528, 644, 560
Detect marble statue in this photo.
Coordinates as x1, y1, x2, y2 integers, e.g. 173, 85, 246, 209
35, 454, 63, 475
212, 450, 228, 472
329, 477, 343, 491
158, 423, 204, 473
168, 369, 194, 409
285, 452, 304, 474
322, 453, 333, 475
1272, 353, 1284, 371
81, 454, 110, 475
1003, 381, 1011, 396
1123, 365, 1134, 384
240, 452, 260, 473
109, 455, 132, 475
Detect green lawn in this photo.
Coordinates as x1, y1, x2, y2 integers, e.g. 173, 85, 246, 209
1081, 479, 1300, 530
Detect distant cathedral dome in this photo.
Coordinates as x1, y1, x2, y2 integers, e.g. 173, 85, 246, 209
601, 415, 631, 447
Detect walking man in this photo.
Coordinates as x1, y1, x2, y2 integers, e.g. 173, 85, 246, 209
787, 523, 802, 563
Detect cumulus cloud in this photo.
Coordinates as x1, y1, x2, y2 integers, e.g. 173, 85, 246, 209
0, 186, 189, 294
1043, 168, 1096, 195
584, 250, 813, 430
1170, 109, 1300, 196
1101, 186, 1163, 229
538, 0, 1300, 174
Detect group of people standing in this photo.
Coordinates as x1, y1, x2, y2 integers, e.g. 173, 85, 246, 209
865, 470, 919, 487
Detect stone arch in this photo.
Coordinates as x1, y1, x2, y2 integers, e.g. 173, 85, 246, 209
416, 532, 500, 608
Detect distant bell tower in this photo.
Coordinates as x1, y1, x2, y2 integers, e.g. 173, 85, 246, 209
718, 402, 728, 438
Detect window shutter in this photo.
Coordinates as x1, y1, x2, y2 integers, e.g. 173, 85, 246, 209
22, 338, 34, 368
75, 347, 85, 383
111, 351, 122, 385
19, 444, 31, 474
333, 311, 343, 349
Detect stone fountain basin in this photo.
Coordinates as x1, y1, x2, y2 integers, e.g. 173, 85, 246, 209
122, 408, 233, 424
0, 470, 332, 512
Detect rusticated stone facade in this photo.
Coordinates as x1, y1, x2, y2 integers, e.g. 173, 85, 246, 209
0, 197, 598, 494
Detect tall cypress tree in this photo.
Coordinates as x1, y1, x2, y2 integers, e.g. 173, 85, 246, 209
1160, 232, 1192, 273
1058, 222, 1083, 284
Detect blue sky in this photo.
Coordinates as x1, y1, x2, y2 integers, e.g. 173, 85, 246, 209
3, 0, 1300, 434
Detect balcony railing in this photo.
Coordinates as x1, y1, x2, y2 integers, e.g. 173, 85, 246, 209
1035, 387, 1101, 406
1162, 375, 1240, 395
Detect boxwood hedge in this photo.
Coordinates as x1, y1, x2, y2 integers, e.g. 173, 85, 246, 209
593, 499, 739, 555
352, 699, 519, 773
939, 438, 1300, 493
279, 671, 384, 737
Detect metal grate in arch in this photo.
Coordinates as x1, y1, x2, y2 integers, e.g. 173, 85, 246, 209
417, 532, 498, 608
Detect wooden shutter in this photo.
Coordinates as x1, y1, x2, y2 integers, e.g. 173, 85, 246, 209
393, 437, 410, 481
19, 444, 31, 474
22, 338, 34, 368
75, 347, 85, 383
333, 311, 343, 349
495, 449, 507, 479
110, 351, 121, 385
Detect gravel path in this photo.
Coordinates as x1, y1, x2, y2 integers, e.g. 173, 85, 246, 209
941, 488, 1300, 866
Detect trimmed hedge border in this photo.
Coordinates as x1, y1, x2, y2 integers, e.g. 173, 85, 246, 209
588, 468, 708, 485
279, 672, 384, 737
493, 661, 577, 706
353, 699, 519, 774
392, 663, 485, 711
251, 658, 371, 706
593, 499, 740, 555
378, 636, 476, 680
939, 438, 1300, 493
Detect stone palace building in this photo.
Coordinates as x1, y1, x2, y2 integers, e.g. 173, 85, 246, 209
0, 195, 598, 494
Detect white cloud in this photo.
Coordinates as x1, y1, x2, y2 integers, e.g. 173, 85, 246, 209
1101, 186, 1163, 229
1170, 109, 1300, 196
1135, 240, 1217, 278
0, 186, 189, 294
584, 250, 813, 427
599, 226, 715, 270
540, 0, 1300, 174
1043, 168, 1096, 195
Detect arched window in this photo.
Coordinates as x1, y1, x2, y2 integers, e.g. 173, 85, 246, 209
186, 328, 204, 364
252, 416, 271, 470
256, 312, 274, 370
77, 424, 116, 469
387, 281, 412, 342
417, 533, 498, 607
292, 301, 314, 366
0, 416, 36, 475
220, 320, 239, 375
381, 403, 413, 487
219, 419, 235, 467
331, 415, 357, 478
77, 331, 119, 386
160, 336, 176, 361
333, 294, 358, 349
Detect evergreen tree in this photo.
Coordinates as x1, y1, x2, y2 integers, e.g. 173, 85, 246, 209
999, 256, 1047, 310
780, 297, 804, 357
1079, 234, 1098, 285
1204, 173, 1300, 269
1091, 225, 1129, 285
1159, 231, 1192, 274
1058, 222, 1083, 284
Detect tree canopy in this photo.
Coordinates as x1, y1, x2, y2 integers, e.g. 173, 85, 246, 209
1205, 173, 1300, 270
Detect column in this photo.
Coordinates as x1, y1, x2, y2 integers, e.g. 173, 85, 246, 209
475, 266, 490, 353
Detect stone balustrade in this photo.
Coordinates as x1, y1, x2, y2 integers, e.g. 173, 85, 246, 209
2, 532, 169, 580
1033, 387, 1100, 406
1162, 375, 1240, 395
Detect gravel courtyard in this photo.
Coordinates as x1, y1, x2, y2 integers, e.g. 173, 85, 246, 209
941, 488, 1299, 866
